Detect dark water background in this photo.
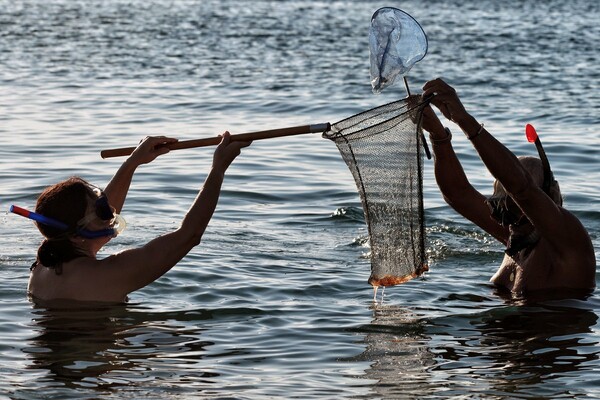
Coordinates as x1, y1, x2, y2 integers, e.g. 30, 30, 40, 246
1, 0, 599, 398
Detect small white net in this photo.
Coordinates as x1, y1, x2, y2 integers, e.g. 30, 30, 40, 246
369, 7, 428, 94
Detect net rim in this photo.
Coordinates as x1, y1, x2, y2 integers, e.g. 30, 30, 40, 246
323, 96, 428, 141
370, 7, 429, 65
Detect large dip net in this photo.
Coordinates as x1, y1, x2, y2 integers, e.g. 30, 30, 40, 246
323, 95, 429, 288
93, 7, 431, 293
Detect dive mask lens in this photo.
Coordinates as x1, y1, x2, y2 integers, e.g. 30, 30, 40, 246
75, 213, 126, 239
486, 196, 521, 227
95, 193, 115, 221
110, 213, 127, 236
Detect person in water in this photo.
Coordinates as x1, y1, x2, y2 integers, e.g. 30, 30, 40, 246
420, 78, 595, 296
19, 133, 250, 303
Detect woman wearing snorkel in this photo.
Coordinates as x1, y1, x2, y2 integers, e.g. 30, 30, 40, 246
12, 133, 250, 303
420, 78, 595, 298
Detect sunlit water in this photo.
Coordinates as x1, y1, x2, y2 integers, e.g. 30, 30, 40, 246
1, 0, 599, 398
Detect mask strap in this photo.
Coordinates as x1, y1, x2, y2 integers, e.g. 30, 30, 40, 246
10, 205, 118, 239
77, 228, 116, 239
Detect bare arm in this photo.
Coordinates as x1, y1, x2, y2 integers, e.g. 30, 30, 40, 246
422, 78, 586, 255
459, 114, 589, 256
95, 132, 251, 297
421, 101, 508, 243
104, 136, 178, 213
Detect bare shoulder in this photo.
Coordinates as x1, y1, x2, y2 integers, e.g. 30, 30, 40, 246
29, 258, 129, 303
556, 208, 595, 259
550, 209, 596, 287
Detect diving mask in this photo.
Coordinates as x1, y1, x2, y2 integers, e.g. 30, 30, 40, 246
76, 212, 127, 239
10, 188, 127, 239
485, 195, 527, 227
75, 187, 127, 238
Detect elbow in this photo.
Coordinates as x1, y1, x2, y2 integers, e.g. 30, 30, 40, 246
176, 227, 204, 249
442, 194, 467, 212
499, 157, 542, 201
439, 181, 474, 204
442, 194, 455, 207
186, 231, 203, 248
188, 234, 202, 248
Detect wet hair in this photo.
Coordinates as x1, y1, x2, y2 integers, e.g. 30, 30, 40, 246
33, 176, 96, 274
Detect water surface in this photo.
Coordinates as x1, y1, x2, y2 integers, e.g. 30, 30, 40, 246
1, 0, 599, 398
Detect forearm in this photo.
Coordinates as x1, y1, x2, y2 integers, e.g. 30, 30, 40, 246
105, 167, 228, 294
456, 114, 530, 194
103, 136, 178, 213
429, 127, 474, 200
104, 158, 140, 213
428, 126, 509, 241
178, 167, 226, 245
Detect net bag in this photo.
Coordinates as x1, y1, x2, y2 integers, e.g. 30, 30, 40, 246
323, 96, 428, 287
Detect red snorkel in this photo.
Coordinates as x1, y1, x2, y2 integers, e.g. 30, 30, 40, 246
525, 123, 554, 193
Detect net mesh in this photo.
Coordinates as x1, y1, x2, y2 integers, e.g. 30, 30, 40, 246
323, 95, 428, 287
369, 7, 428, 94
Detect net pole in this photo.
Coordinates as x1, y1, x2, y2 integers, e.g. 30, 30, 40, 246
100, 123, 331, 158
403, 76, 411, 96
413, 95, 432, 160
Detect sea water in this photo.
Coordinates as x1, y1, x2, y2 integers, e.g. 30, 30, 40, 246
1, 0, 599, 398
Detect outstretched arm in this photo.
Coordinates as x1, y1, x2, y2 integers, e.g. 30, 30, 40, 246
104, 136, 178, 213
421, 99, 508, 243
96, 132, 251, 297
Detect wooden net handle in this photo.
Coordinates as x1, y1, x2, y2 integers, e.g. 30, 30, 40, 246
100, 123, 331, 159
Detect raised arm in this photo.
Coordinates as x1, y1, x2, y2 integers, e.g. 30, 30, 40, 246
95, 132, 250, 297
104, 136, 178, 213
420, 98, 508, 243
423, 78, 585, 254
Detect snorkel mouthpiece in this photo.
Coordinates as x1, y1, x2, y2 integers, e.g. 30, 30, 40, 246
525, 124, 554, 193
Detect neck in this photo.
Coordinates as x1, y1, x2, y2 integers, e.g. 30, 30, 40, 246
71, 238, 100, 259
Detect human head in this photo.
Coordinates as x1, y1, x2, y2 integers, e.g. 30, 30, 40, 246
516, 156, 562, 206
487, 156, 562, 226
35, 176, 96, 239
34, 177, 121, 273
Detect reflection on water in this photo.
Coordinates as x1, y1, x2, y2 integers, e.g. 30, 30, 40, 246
353, 297, 600, 398
1, 0, 598, 397
431, 302, 599, 397
22, 303, 215, 396
346, 304, 435, 398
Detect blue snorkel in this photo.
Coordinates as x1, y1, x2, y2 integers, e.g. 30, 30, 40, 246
10, 205, 124, 239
